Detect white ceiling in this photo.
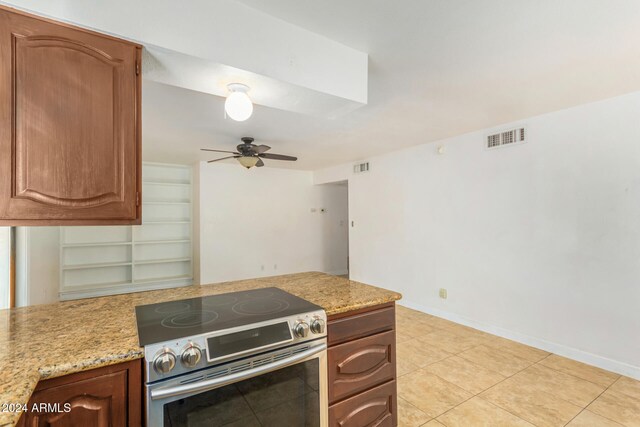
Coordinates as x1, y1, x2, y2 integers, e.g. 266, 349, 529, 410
141, 0, 640, 169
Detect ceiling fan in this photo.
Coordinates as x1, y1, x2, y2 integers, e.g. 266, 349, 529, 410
201, 137, 297, 169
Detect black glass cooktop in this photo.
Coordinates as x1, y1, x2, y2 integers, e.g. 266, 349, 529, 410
135, 287, 322, 346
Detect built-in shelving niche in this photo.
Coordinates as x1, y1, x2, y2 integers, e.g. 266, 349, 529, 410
59, 163, 193, 300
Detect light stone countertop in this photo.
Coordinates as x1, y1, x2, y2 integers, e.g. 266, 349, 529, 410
0, 272, 401, 426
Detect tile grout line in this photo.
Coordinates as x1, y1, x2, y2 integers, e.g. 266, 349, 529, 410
426, 343, 540, 426
533, 358, 621, 390
441, 344, 615, 426
400, 317, 541, 425
428, 348, 623, 427
397, 396, 435, 426
464, 349, 540, 426
559, 377, 626, 427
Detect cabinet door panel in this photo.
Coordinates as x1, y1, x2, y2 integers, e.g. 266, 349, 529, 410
328, 330, 395, 403
329, 380, 397, 427
13, 34, 124, 208
16, 359, 141, 427
21, 371, 126, 427
0, 7, 141, 224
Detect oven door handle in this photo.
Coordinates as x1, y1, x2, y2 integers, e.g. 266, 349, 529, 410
150, 343, 327, 400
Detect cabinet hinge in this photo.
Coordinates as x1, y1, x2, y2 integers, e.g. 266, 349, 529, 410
136, 192, 140, 206
135, 61, 140, 76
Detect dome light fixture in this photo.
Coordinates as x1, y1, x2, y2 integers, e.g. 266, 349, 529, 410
237, 156, 259, 169
224, 83, 253, 121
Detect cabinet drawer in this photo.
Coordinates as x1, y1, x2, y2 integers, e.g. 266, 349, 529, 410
328, 305, 394, 346
329, 380, 397, 427
328, 330, 396, 403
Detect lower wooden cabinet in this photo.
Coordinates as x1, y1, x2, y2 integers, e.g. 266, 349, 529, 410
327, 303, 398, 427
328, 329, 395, 403
17, 360, 142, 427
329, 380, 397, 427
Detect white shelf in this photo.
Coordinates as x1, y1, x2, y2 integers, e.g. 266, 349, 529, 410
143, 220, 191, 225
62, 241, 132, 248
134, 239, 190, 245
62, 261, 132, 270
135, 274, 193, 285
62, 280, 133, 291
135, 257, 191, 265
60, 163, 193, 300
143, 200, 191, 205
59, 279, 192, 300
143, 181, 191, 187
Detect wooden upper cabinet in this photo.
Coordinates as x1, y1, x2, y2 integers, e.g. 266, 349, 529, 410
0, 6, 141, 225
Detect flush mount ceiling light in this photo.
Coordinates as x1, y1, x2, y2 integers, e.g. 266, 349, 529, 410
224, 83, 253, 121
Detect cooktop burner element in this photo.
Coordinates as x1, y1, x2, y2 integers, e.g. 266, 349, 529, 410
135, 287, 323, 346
160, 310, 219, 328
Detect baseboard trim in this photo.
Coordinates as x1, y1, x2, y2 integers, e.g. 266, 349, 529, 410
399, 299, 640, 380
325, 270, 349, 276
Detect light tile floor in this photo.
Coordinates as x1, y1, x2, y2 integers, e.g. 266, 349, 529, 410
395, 305, 640, 427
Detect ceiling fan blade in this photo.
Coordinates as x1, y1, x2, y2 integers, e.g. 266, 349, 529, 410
259, 153, 297, 161
201, 148, 240, 154
255, 158, 265, 167
207, 155, 239, 163
254, 145, 271, 154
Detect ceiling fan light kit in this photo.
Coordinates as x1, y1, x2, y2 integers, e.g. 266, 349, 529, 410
224, 83, 253, 121
201, 137, 297, 169
237, 156, 259, 169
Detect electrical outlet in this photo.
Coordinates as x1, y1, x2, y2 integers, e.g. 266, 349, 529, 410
439, 288, 447, 299
273, 264, 277, 270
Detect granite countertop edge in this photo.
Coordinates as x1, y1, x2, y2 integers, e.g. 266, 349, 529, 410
0, 272, 401, 426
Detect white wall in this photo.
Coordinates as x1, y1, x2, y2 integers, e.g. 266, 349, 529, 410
198, 162, 348, 284
0, 227, 10, 309
15, 227, 60, 306
315, 91, 640, 379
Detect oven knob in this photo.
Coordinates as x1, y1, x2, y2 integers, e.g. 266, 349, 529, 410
310, 318, 325, 334
293, 321, 310, 338
153, 349, 176, 374
181, 344, 202, 368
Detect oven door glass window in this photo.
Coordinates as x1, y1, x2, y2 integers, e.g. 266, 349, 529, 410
164, 359, 320, 426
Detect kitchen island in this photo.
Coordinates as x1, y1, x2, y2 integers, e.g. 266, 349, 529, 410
0, 272, 401, 426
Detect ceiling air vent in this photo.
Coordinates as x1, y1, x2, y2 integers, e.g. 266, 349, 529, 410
487, 134, 500, 148
353, 162, 370, 173
486, 127, 527, 149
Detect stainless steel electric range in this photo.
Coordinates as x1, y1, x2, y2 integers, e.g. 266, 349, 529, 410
135, 287, 328, 427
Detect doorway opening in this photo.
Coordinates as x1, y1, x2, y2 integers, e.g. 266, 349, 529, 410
320, 180, 349, 279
